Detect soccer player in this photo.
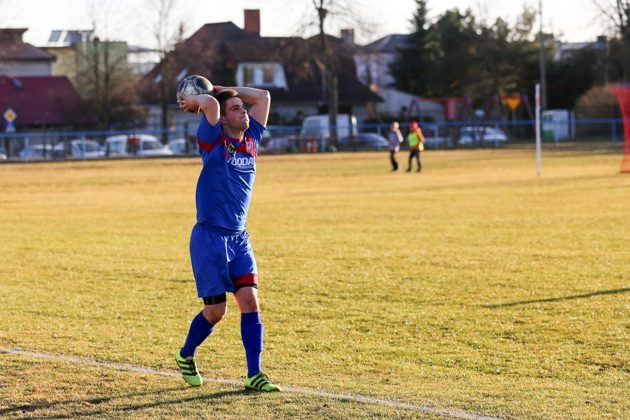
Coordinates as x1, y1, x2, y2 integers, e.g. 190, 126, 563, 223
175, 83, 280, 392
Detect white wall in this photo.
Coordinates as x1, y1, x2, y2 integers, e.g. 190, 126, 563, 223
354, 52, 396, 89
0, 61, 51, 77
375, 88, 445, 121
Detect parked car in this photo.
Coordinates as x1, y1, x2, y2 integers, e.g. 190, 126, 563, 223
53, 139, 104, 159
259, 136, 291, 153
339, 133, 389, 150
423, 136, 449, 149
458, 126, 507, 146
259, 128, 299, 153
19, 144, 55, 160
167, 138, 199, 155
105, 134, 173, 157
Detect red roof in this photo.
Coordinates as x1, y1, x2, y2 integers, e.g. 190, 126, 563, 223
0, 75, 86, 128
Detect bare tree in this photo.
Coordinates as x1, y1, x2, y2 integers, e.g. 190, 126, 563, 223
74, 1, 145, 129
149, 0, 187, 141
312, 1, 340, 144
592, 0, 630, 79
302, 0, 375, 146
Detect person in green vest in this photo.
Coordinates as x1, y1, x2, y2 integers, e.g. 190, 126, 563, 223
406, 121, 424, 172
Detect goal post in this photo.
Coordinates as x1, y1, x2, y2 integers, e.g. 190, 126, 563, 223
535, 83, 542, 176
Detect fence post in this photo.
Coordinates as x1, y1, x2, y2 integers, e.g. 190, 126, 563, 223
184, 121, 189, 154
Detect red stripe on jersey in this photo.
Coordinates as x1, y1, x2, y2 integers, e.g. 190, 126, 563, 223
198, 134, 257, 157
197, 138, 222, 153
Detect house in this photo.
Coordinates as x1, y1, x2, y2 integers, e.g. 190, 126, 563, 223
354, 34, 444, 121
0, 29, 88, 130
0, 28, 55, 76
553, 36, 608, 62
42, 30, 130, 99
354, 34, 408, 90
140, 9, 381, 129
0, 75, 87, 130
42, 30, 93, 90
43, 29, 158, 79
127, 45, 160, 76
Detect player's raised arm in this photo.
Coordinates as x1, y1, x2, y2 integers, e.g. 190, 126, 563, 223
214, 85, 270, 126
177, 94, 220, 126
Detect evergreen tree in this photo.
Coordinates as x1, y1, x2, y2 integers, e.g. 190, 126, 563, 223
389, 0, 432, 95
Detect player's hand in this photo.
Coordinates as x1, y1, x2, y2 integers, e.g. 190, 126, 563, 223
177, 93, 198, 113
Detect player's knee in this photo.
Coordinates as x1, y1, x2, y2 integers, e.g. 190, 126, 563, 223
202, 304, 227, 325
235, 287, 259, 312
240, 297, 259, 312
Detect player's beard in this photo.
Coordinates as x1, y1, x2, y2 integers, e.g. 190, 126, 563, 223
224, 114, 249, 134
234, 116, 249, 132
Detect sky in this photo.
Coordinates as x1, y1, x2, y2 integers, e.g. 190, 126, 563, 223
0, 0, 616, 48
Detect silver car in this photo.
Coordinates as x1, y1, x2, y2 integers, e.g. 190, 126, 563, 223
53, 139, 104, 159
105, 134, 173, 157
458, 126, 507, 146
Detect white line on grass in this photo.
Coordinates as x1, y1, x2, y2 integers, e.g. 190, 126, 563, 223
2, 347, 503, 420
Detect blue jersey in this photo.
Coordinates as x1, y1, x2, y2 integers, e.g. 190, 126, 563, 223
195, 115, 265, 232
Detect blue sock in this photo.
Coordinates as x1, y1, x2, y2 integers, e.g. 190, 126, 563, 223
241, 312, 263, 378
180, 312, 214, 358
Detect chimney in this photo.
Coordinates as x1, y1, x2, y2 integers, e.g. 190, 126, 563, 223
244, 9, 260, 36
0, 28, 27, 44
341, 29, 355, 44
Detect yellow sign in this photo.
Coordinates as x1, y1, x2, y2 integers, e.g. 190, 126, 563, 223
501, 95, 521, 111
3, 108, 17, 123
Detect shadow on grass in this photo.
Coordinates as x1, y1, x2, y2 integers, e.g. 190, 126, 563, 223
484, 287, 629, 308
0, 386, 255, 418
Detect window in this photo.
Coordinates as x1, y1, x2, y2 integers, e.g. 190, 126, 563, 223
11, 79, 23, 89
243, 66, 254, 85
143, 140, 162, 150
237, 63, 287, 89
49, 30, 62, 43
263, 64, 274, 84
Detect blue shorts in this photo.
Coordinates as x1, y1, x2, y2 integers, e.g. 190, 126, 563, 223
189, 223, 258, 298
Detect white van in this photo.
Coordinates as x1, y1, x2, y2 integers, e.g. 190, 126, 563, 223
300, 114, 358, 140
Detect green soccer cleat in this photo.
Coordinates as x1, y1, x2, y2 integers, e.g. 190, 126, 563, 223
244, 371, 281, 392
174, 350, 203, 387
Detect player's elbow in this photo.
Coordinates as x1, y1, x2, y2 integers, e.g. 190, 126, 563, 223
258, 90, 270, 105
200, 94, 219, 108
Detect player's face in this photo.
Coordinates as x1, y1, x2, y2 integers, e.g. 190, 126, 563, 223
221, 97, 249, 132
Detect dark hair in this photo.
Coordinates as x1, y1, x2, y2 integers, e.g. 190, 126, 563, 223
215, 89, 240, 116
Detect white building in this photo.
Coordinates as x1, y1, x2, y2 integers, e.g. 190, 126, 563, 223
353, 34, 444, 120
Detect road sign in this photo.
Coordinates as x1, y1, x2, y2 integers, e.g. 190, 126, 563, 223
3, 108, 17, 123
501, 95, 521, 111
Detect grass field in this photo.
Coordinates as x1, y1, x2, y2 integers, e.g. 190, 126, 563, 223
0, 145, 628, 419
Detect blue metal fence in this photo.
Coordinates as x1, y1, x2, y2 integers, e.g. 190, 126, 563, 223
0, 118, 623, 161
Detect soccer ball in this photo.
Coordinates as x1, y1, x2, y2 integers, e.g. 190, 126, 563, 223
176, 75, 214, 96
